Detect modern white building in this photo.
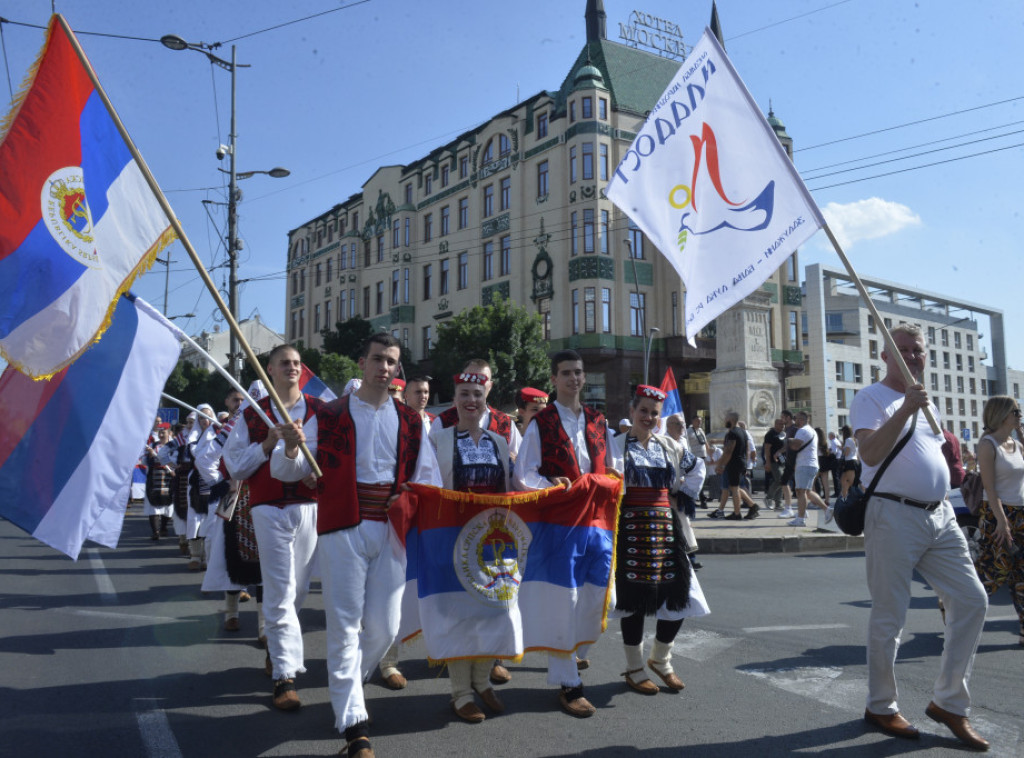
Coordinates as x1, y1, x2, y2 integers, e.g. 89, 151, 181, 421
793, 263, 1005, 443
180, 314, 284, 374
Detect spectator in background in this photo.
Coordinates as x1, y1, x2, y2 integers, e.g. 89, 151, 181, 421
405, 375, 435, 423
762, 418, 787, 511
784, 412, 827, 527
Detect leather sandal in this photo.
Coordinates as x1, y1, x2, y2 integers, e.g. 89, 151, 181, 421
622, 668, 658, 695
646, 659, 684, 691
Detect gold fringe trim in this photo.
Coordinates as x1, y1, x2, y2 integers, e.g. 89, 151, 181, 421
0, 16, 56, 146
426, 653, 525, 666
1, 224, 177, 381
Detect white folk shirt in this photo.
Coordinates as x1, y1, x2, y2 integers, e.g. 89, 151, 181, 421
513, 400, 612, 491
223, 395, 318, 485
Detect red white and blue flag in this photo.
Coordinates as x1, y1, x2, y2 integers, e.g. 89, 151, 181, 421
299, 363, 337, 402
658, 367, 684, 422
0, 16, 175, 378
391, 475, 622, 661
0, 294, 181, 558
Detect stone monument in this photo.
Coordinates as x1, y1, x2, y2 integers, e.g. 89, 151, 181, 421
709, 291, 781, 446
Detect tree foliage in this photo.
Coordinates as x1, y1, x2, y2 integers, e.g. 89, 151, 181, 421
430, 296, 549, 408
321, 317, 375, 361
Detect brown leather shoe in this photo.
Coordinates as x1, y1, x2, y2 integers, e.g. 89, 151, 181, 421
382, 672, 407, 690
623, 669, 659, 695
647, 659, 685, 691
451, 700, 486, 723
925, 701, 990, 751
489, 661, 511, 684
343, 737, 375, 758
475, 687, 505, 713
863, 709, 919, 739
575, 657, 590, 671
559, 686, 596, 717
224, 616, 240, 632
272, 678, 301, 711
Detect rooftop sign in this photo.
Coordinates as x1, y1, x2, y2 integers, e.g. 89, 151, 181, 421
618, 9, 687, 61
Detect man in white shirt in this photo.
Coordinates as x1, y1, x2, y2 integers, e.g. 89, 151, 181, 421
273, 334, 440, 758
785, 412, 828, 527
851, 324, 988, 750
513, 349, 612, 718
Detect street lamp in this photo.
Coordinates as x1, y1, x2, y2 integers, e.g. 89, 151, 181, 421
168, 313, 196, 321
644, 326, 660, 385
162, 35, 287, 379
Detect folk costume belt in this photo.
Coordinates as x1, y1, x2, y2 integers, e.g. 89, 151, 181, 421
874, 492, 942, 511
357, 482, 393, 522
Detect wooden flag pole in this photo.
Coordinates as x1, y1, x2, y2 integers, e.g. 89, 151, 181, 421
55, 15, 322, 476
822, 224, 942, 434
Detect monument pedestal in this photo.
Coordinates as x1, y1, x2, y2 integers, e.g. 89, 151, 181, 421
709, 292, 781, 446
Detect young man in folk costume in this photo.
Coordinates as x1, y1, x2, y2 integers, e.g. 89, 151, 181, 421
609, 386, 710, 696
223, 345, 325, 712
273, 333, 441, 758
513, 349, 614, 718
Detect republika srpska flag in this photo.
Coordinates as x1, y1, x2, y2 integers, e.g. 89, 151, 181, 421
605, 29, 825, 346
0, 16, 175, 378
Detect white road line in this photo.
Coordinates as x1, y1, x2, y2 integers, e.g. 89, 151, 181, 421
135, 704, 183, 758
743, 623, 848, 633
86, 547, 117, 601
985, 613, 1020, 623
54, 608, 182, 623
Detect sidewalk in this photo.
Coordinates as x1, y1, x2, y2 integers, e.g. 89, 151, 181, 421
689, 504, 865, 555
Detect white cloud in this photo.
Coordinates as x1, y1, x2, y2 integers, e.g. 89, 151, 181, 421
819, 197, 921, 249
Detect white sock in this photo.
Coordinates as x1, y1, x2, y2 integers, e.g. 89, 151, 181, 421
624, 644, 650, 681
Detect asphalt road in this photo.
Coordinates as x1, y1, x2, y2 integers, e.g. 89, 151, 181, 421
1, 509, 1021, 757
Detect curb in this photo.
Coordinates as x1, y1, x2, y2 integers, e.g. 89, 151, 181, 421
699, 532, 865, 554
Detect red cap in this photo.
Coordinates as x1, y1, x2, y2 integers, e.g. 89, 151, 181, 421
517, 387, 549, 406
453, 372, 488, 387
388, 378, 406, 390
635, 384, 666, 401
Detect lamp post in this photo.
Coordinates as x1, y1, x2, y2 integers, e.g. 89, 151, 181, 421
644, 326, 660, 386
161, 35, 288, 378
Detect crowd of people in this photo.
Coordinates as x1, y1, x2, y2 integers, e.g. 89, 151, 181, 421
128, 323, 1024, 755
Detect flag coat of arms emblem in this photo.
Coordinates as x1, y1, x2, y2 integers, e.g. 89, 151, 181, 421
0, 16, 175, 378
605, 29, 824, 345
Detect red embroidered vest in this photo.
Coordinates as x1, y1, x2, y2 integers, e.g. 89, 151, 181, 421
533, 403, 607, 481
243, 395, 323, 507
438, 405, 514, 444
315, 395, 423, 535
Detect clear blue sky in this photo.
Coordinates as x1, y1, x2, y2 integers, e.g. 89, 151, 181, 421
3, 1, 1022, 366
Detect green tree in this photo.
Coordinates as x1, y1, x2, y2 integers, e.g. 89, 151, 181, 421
321, 317, 375, 361
431, 296, 548, 408
319, 352, 360, 395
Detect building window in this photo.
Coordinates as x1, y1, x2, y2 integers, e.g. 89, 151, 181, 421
340, 290, 347, 320
440, 259, 450, 294
944, 375, 952, 392
870, 366, 881, 383
786, 256, 797, 281
440, 206, 450, 236
954, 331, 962, 349
603, 288, 612, 333
482, 242, 494, 281
392, 220, 400, 249
299, 308, 305, 337
570, 100, 576, 123
569, 146, 577, 183
326, 258, 333, 283
584, 287, 596, 333
500, 235, 511, 277
377, 235, 384, 263
458, 252, 468, 289
955, 354, 963, 371
927, 326, 936, 342
405, 183, 413, 204
582, 96, 593, 118
582, 143, 594, 180
537, 161, 549, 198
628, 220, 645, 259
600, 210, 610, 254
571, 212, 579, 256
539, 298, 551, 340
599, 97, 608, 119
789, 311, 798, 350
483, 185, 494, 217
423, 263, 432, 300
292, 272, 299, 295
402, 268, 410, 304
441, 164, 450, 187
671, 291, 679, 335
537, 112, 548, 138
483, 140, 494, 164
943, 352, 950, 370
929, 349, 937, 368
424, 173, 433, 195
340, 246, 347, 271
352, 211, 359, 231
498, 134, 510, 157
458, 197, 469, 229
376, 281, 384, 314
630, 292, 646, 337
956, 376, 964, 393
350, 244, 357, 269
291, 311, 297, 340
958, 398, 966, 416
941, 329, 949, 347
869, 340, 878, 359
599, 143, 609, 181
314, 304, 321, 333
970, 377, 976, 394
572, 289, 580, 334
967, 334, 974, 350
835, 361, 863, 383
867, 314, 876, 334
968, 355, 975, 372
836, 387, 856, 409
931, 374, 939, 391
500, 176, 511, 211
422, 325, 432, 359
300, 268, 306, 291
423, 213, 433, 243
883, 317, 892, 329
404, 218, 410, 247
583, 209, 595, 253
349, 288, 356, 318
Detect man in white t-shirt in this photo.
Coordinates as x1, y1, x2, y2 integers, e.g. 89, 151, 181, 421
850, 324, 988, 750
785, 412, 827, 526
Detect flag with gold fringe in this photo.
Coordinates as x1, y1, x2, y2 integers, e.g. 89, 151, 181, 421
390, 474, 622, 662
0, 15, 175, 378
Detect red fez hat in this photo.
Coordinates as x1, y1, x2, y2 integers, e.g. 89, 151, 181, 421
388, 378, 406, 390
453, 372, 488, 387
517, 387, 549, 405
635, 384, 666, 401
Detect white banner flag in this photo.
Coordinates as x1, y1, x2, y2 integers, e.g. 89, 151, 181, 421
606, 29, 825, 345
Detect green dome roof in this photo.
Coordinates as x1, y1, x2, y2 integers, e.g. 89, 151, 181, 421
574, 64, 605, 88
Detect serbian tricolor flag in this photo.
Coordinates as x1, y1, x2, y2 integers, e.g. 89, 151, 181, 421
658, 367, 684, 421
0, 294, 180, 558
390, 475, 622, 661
0, 15, 175, 379
299, 363, 337, 402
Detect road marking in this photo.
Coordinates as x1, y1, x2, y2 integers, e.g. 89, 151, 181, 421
984, 613, 1020, 623
670, 629, 742, 662
743, 623, 848, 633
135, 703, 183, 758
55, 608, 183, 623
86, 547, 116, 602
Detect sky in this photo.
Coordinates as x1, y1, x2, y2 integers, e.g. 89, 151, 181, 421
2, 0, 1022, 368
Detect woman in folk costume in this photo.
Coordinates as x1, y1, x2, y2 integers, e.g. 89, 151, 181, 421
609, 385, 710, 695
429, 371, 512, 723
142, 424, 175, 541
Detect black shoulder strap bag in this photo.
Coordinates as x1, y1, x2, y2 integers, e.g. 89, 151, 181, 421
833, 411, 918, 536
